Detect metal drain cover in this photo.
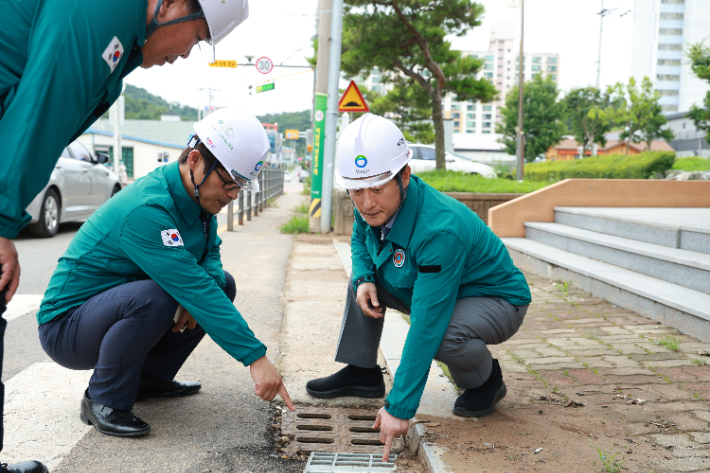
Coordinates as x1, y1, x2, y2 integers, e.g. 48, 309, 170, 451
281, 407, 404, 456
304, 452, 397, 472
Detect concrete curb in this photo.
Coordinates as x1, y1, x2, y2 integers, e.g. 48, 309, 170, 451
332, 239, 454, 473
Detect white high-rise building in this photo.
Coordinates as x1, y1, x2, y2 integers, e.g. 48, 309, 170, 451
631, 0, 710, 113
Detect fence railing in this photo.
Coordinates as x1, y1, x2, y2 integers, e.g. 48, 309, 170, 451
227, 167, 285, 231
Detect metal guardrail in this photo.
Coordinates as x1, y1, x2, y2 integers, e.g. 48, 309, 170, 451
227, 167, 284, 231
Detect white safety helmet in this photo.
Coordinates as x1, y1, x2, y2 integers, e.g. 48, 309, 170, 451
146, 0, 249, 63
336, 113, 412, 190
190, 108, 269, 192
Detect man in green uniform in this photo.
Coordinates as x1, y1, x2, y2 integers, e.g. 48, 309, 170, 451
0, 1, 250, 469
306, 114, 532, 462
37, 108, 293, 438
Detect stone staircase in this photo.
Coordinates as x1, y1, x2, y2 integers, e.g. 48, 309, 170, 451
503, 207, 710, 342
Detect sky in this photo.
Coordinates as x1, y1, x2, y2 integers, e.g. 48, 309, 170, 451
125, 0, 636, 117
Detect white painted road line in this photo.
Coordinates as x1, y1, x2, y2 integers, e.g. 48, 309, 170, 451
4, 295, 44, 322
3, 362, 92, 470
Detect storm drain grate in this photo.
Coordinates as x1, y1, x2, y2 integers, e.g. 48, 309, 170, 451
304, 452, 398, 472
281, 407, 404, 456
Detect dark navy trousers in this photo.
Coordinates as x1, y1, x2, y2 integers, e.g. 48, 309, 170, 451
39, 272, 236, 411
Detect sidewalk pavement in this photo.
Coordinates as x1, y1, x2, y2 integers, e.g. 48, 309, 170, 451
280, 236, 710, 473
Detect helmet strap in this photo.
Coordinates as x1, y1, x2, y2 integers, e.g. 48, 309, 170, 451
146, 0, 206, 39
190, 161, 218, 207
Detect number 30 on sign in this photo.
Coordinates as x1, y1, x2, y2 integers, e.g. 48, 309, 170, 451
256, 57, 274, 74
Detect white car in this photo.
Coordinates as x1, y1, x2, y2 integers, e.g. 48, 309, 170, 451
25, 140, 122, 238
408, 144, 497, 178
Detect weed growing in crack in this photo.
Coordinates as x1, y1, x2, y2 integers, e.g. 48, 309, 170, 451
594, 448, 625, 473
554, 280, 572, 297
692, 358, 707, 366
654, 336, 680, 352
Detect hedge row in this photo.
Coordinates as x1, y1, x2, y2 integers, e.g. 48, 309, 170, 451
524, 151, 676, 182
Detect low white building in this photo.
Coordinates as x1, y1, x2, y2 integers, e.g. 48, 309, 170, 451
79, 129, 185, 182
664, 111, 710, 158
452, 133, 513, 165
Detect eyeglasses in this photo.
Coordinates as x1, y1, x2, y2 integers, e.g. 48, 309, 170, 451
214, 168, 242, 191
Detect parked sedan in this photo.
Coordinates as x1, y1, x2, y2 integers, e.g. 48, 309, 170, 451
298, 170, 310, 183
25, 140, 122, 238
408, 144, 497, 178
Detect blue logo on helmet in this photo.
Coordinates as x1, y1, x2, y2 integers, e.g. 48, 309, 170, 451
355, 155, 367, 168
255, 161, 264, 172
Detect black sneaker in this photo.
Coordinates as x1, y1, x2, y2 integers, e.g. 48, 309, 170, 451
1, 461, 48, 473
452, 359, 506, 418
306, 365, 385, 399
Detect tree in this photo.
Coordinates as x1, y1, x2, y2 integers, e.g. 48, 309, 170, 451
340, 0, 496, 170
610, 77, 669, 155
369, 78, 435, 143
687, 41, 710, 143
641, 102, 674, 150
563, 86, 617, 155
496, 75, 566, 162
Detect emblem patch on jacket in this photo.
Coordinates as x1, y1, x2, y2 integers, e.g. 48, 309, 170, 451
103, 36, 124, 73
161, 229, 184, 247
393, 249, 405, 268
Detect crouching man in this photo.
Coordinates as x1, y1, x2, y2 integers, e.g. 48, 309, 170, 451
306, 114, 532, 459
36, 108, 293, 437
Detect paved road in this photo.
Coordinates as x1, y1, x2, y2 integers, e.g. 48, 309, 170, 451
3, 177, 307, 472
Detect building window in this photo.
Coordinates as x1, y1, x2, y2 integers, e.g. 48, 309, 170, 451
482, 130, 491, 134
485, 55, 494, 61
483, 105, 492, 111
507, 76, 510, 79
497, 73, 503, 77
498, 48, 504, 52
659, 89, 680, 96
453, 112, 461, 118
467, 105, 474, 111
659, 28, 683, 36
662, 104, 679, 112
547, 57, 558, 64
451, 104, 460, 111
466, 121, 475, 128
660, 12, 684, 20
658, 44, 683, 51
483, 114, 492, 120
467, 113, 476, 119
482, 122, 492, 128
515, 65, 519, 71
454, 121, 460, 128
484, 63, 494, 70
507, 60, 511, 64
532, 56, 541, 63
485, 72, 493, 78
532, 65, 541, 71
551, 74, 557, 80
658, 59, 681, 66
657, 74, 680, 81
466, 129, 475, 134
548, 65, 557, 72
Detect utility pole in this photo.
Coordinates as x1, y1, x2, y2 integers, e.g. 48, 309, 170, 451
596, 1, 617, 89
309, 0, 332, 232
320, 0, 343, 234
516, 0, 525, 180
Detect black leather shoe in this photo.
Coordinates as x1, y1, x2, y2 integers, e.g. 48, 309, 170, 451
453, 359, 507, 418
80, 389, 151, 437
306, 365, 385, 399
135, 373, 201, 401
1, 461, 48, 473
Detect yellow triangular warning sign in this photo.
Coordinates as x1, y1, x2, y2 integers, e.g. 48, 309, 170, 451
338, 81, 369, 112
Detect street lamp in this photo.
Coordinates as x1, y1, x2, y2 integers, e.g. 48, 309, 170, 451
508, 0, 524, 180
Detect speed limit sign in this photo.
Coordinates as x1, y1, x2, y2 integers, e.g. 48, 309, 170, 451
256, 57, 274, 74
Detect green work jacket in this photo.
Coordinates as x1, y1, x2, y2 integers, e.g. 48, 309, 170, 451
0, 0, 147, 239
351, 175, 531, 420
38, 162, 267, 367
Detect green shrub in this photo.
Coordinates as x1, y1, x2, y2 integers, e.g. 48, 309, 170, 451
415, 171, 552, 193
524, 151, 675, 182
279, 215, 309, 234
673, 157, 710, 171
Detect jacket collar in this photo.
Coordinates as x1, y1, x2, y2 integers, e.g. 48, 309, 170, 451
166, 162, 202, 225
384, 175, 420, 249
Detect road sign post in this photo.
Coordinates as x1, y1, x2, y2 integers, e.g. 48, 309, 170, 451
338, 81, 369, 113
256, 57, 274, 74
285, 130, 300, 140
209, 60, 237, 68
310, 93, 328, 221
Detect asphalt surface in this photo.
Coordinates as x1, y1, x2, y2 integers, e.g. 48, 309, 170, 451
4, 178, 307, 472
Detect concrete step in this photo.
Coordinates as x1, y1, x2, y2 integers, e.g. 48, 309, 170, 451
554, 207, 710, 255
524, 222, 710, 294
503, 237, 710, 342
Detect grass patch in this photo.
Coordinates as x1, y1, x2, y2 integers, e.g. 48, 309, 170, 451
672, 157, 710, 171
279, 215, 309, 234
554, 280, 572, 297
653, 335, 681, 352
594, 448, 625, 473
692, 358, 707, 366
266, 197, 278, 208
415, 170, 552, 193
301, 176, 312, 195
294, 202, 309, 214
525, 151, 675, 181
437, 362, 463, 395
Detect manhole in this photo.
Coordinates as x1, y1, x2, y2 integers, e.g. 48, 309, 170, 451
281, 407, 405, 455
304, 452, 397, 472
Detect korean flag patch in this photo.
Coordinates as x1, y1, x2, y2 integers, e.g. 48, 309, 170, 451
102, 36, 124, 73
161, 229, 184, 247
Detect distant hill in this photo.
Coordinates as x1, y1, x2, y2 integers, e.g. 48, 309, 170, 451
257, 110, 311, 133
122, 84, 199, 121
